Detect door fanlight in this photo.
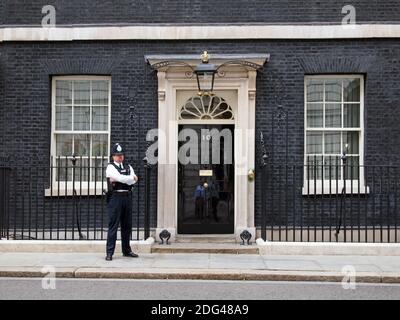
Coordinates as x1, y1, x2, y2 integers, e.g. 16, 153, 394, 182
179, 94, 234, 120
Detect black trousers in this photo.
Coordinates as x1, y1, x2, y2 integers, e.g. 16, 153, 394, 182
106, 193, 132, 256
195, 197, 204, 218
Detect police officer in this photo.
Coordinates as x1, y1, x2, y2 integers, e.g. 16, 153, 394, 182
105, 143, 138, 261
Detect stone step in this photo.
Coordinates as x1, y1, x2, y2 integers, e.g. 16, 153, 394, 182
175, 234, 237, 244
151, 243, 259, 254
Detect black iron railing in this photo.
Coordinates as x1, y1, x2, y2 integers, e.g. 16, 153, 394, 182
0, 166, 10, 239
0, 156, 154, 241
258, 161, 400, 243
2, 156, 399, 243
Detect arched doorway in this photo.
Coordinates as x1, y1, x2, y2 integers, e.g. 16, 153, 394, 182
147, 53, 268, 242
177, 94, 235, 234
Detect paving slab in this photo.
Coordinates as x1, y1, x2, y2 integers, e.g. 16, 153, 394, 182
209, 254, 266, 269
0, 253, 44, 267
264, 259, 323, 271
152, 258, 210, 269
0, 252, 399, 283
316, 262, 383, 273
91, 256, 156, 268
154, 253, 210, 260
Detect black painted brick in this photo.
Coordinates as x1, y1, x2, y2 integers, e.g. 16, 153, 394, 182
0, 39, 399, 229
1, 0, 400, 26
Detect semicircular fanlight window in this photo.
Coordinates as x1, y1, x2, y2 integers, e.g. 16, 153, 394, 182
179, 94, 234, 120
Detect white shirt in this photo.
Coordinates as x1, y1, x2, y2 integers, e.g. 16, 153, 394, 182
106, 162, 137, 186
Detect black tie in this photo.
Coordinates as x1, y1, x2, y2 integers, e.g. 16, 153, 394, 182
119, 163, 122, 170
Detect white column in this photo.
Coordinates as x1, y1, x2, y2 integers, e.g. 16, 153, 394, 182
247, 71, 257, 234
234, 80, 254, 241
155, 72, 177, 241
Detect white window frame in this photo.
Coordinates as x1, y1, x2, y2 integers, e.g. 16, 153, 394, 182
303, 74, 368, 195
47, 75, 112, 196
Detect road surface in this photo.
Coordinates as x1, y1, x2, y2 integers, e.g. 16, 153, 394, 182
0, 278, 399, 300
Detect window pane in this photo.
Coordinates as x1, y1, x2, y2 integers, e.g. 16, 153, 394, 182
306, 131, 323, 154
344, 78, 360, 102
74, 134, 90, 156
306, 156, 323, 180
56, 134, 73, 156
56, 158, 73, 182
91, 158, 108, 181
73, 158, 89, 181
92, 106, 108, 131
56, 81, 72, 104
345, 156, 360, 180
306, 79, 324, 102
344, 103, 360, 128
307, 103, 323, 127
74, 106, 90, 131
74, 81, 90, 104
92, 134, 108, 157
343, 132, 359, 154
92, 80, 109, 105
325, 79, 342, 102
324, 156, 342, 180
325, 103, 341, 128
55, 105, 72, 130
182, 100, 202, 118
325, 131, 341, 154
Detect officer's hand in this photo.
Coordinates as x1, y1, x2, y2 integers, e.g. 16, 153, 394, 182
133, 175, 138, 183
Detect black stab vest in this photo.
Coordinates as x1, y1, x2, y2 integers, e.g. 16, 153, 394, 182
107, 162, 132, 191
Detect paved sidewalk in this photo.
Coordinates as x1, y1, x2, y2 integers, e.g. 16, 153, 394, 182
0, 252, 399, 283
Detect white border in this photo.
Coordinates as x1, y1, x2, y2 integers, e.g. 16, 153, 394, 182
303, 74, 367, 195
1, 24, 400, 41
48, 75, 112, 196
155, 72, 257, 241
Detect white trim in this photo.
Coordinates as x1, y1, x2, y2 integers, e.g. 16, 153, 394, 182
177, 120, 235, 125
1, 24, 400, 41
50, 76, 112, 193
155, 72, 257, 241
147, 54, 268, 69
302, 181, 370, 195
175, 89, 238, 234
304, 74, 366, 193
178, 94, 235, 122
44, 182, 107, 197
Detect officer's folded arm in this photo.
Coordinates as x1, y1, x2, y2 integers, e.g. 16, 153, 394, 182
130, 166, 139, 184
106, 165, 137, 185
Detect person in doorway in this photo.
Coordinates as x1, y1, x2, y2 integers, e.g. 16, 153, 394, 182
208, 179, 220, 222
105, 143, 138, 261
194, 180, 206, 219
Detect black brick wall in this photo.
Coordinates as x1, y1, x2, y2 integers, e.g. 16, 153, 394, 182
0, 47, 5, 152
1, 0, 400, 26
1, 39, 400, 229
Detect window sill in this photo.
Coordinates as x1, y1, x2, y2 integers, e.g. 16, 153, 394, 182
302, 181, 370, 195
45, 182, 107, 197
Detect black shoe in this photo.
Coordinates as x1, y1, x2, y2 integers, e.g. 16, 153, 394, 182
123, 252, 139, 258
105, 255, 113, 261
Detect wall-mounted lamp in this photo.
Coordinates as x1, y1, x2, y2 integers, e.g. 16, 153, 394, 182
194, 51, 217, 95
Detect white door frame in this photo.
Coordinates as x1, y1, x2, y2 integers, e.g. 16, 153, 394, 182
148, 55, 268, 242
175, 87, 237, 236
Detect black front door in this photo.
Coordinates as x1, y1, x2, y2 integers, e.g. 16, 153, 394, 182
178, 124, 234, 234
